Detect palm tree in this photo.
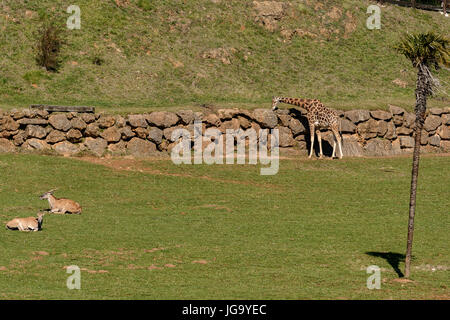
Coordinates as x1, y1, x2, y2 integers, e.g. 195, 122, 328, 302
395, 32, 449, 278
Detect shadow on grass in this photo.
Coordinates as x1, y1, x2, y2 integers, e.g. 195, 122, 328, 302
365, 251, 406, 278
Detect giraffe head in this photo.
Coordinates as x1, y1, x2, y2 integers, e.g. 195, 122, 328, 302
271, 97, 281, 110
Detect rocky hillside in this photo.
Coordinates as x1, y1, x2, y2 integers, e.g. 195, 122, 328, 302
0, 0, 449, 112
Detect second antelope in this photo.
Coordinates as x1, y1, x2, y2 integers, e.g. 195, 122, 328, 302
6, 212, 45, 232
40, 189, 82, 214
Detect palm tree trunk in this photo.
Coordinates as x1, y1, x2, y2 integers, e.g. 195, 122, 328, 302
405, 65, 429, 278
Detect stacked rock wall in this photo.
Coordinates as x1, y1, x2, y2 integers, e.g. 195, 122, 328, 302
0, 106, 449, 157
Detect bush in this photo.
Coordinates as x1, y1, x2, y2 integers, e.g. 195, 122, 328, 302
35, 21, 66, 72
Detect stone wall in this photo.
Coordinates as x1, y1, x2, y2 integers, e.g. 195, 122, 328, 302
0, 106, 449, 158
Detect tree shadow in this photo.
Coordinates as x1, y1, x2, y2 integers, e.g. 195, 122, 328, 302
365, 251, 406, 278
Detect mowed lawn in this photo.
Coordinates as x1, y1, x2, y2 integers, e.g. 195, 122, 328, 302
0, 153, 448, 299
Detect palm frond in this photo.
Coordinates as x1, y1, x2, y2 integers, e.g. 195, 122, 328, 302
394, 32, 450, 69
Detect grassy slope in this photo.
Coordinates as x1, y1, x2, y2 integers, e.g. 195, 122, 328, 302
0, 154, 448, 299
0, 0, 449, 113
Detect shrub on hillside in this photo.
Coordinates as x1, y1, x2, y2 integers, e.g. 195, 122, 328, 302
35, 21, 66, 72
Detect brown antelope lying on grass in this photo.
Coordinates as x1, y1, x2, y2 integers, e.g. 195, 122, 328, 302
6, 212, 44, 232
40, 189, 82, 214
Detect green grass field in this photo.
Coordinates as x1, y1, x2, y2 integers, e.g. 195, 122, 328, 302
0, 0, 449, 113
0, 153, 448, 299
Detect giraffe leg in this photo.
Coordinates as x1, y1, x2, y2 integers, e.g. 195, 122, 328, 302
332, 128, 343, 159
308, 125, 315, 158
338, 137, 343, 159
332, 135, 337, 158
316, 130, 323, 159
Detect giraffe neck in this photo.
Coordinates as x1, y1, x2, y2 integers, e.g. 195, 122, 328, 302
278, 97, 316, 110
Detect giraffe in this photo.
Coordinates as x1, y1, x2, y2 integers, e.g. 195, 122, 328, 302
272, 97, 343, 159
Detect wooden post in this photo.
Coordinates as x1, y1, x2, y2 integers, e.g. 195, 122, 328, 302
444, 0, 448, 15
30, 105, 95, 113
412, 0, 416, 8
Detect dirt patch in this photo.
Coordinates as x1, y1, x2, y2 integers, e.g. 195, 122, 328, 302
327, 7, 342, 21
343, 11, 357, 39
76, 156, 276, 188
392, 278, 415, 284
192, 260, 208, 264
32, 251, 49, 256
392, 79, 408, 88
201, 48, 237, 65
144, 248, 165, 253
252, 1, 290, 31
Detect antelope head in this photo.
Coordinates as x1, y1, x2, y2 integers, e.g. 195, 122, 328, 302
39, 189, 57, 200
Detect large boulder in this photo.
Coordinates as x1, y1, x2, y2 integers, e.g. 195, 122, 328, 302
429, 135, 441, 147
219, 118, 240, 132
22, 138, 50, 151
364, 138, 400, 156
277, 114, 291, 127
370, 110, 392, 121
204, 113, 221, 127
84, 137, 107, 157
289, 118, 306, 136
442, 114, 450, 125
400, 136, 414, 148
66, 129, 83, 142
1, 116, 20, 131
357, 119, 378, 139
237, 116, 252, 129
13, 131, 27, 146
17, 118, 48, 125
46, 130, 66, 144
176, 110, 195, 125
81, 113, 96, 124
441, 140, 450, 152
148, 127, 163, 144
126, 137, 157, 157
340, 118, 356, 133
438, 125, 450, 140
344, 110, 370, 123
134, 127, 149, 139
396, 127, 413, 136
128, 114, 148, 128
429, 108, 444, 115
120, 126, 135, 140
108, 140, 127, 156
97, 115, 116, 128
341, 135, 363, 157
252, 109, 278, 128
25, 125, 47, 139
71, 118, 87, 131
384, 121, 397, 140
49, 114, 71, 131
277, 126, 295, 147
53, 141, 80, 156
217, 108, 239, 120
100, 127, 121, 142
403, 113, 416, 128
388, 105, 405, 115
0, 138, 16, 153
423, 115, 442, 132
85, 123, 100, 137
146, 112, 179, 128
